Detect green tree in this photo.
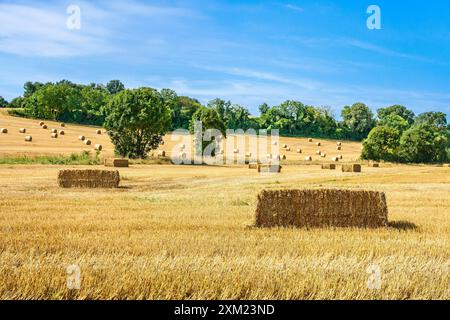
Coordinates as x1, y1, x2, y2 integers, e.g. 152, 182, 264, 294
175, 96, 203, 129
189, 107, 226, 156
377, 105, 415, 125
341, 103, 376, 140
362, 126, 401, 162
0, 96, 8, 108
259, 103, 269, 116
414, 112, 447, 129
208, 98, 232, 125
106, 80, 125, 95
103, 88, 172, 159
25, 83, 81, 120
398, 124, 448, 163
8, 97, 25, 108
79, 86, 109, 125
23, 81, 46, 98
378, 113, 410, 133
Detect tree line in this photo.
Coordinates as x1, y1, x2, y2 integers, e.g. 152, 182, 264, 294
1, 80, 448, 162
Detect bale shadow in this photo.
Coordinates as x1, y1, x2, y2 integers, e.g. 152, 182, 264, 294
388, 220, 418, 231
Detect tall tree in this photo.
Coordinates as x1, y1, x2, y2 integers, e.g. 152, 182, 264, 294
103, 88, 172, 159
0, 96, 8, 108
341, 103, 376, 140
106, 80, 125, 95
377, 105, 415, 125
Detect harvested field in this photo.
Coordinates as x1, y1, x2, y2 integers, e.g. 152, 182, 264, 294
57, 169, 120, 188
0, 164, 449, 299
254, 189, 388, 228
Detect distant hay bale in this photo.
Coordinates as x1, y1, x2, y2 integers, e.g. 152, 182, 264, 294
369, 162, 380, 168
248, 163, 258, 169
60, 123, 65, 127
42, 125, 48, 129
19, 128, 26, 133
255, 189, 388, 228
51, 133, 58, 139
337, 146, 342, 150
320, 153, 327, 158
331, 157, 339, 162
59, 130, 65, 135
272, 141, 278, 146
308, 138, 313, 142
304, 156, 312, 161
266, 153, 272, 159
84, 139, 91, 145
96, 129, 102, 134
296, 149, 302, 153
286, 147, 291, 151
39, 121, 45, 126
258, 164, 281, 173
104, 158, 129, 168
342, 164, 362, 173
58, 169, 120, 188
246, 152, 252, 157
316, 142, 321, 146
94, 144, 103, 151
281, 155, 287, 160
51, 129, 58, 134
78, 135, 85, 141
337, 142, 342, 146
282, 144, 288, 148
338, 155, 343, 159
233, 148, 239, 154
157, 150, 166, 157
25, 136, 32, 142
180, 143, 186, 150
316, 150, 321, 155
322, 163, 336, 170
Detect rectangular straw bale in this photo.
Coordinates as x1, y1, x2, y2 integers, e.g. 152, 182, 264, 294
248, 163, 259, 169
255, 189, 388, 228
257, 164, 281, 173
321, 163, 336, 170
342, 164, 362, 172
104, 158, 129, 168
58, 169, 120, 188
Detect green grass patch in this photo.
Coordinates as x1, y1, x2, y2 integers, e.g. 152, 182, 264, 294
0, 151, 101, 165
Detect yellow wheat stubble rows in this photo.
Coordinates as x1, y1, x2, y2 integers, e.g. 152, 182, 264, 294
0, 164, 449, 299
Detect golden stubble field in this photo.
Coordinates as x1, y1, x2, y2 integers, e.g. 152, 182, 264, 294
0, 163, 449, 300
0, 111, 449, 299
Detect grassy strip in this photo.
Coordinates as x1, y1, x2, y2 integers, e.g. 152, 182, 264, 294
0, 151, 101, 165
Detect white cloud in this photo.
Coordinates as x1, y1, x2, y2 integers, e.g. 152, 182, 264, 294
284, 4, 304, 13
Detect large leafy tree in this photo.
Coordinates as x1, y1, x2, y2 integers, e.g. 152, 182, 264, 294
0, 96, 8, 108
79, 86, 109, 125
341, 102, 376, 140
377, 105, 415, 125
398, 124, 448, 163
23, 81, 46, 98
103, 88, 172, 159
378, 113, 410, 133
361, 126, 401, 162
414, 111, 447, 129
25, 83, 81, 120
8, 97, 25, 108
106, 80, 125, 95
189, 107, 226, 156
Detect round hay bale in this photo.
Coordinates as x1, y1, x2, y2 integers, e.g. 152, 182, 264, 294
267, 153, 272, 159
337, 142, 342, 146
25, 136, 32, 142
296, 149, 302, 153
304, 156, 312, 161
316, 150, 321, 155
286, 147, 291, 151
60, 123, 65, 127
233, 148, 239, 154
320, 153, 327, 158
95, 144, 103, 151
19, 128, 26, 133
78, 135, 85, 141
337, 146, 342, 150
157, 150, 165, 157
246, 152, 252, 157
338, 155, 343, 159
180, 143, 186, 150
332, 157, 339, 162
39, 121, 45, 126
272, 141, 278, 146
282, 144, 288, 148
59, 130, 65, 135
51, 133, 58, 139
96, 129, 102, 135
42, 125, 48, 129
316, 142, 321, 146
1, 128, 8, 134
84, 140, 92, 145
281, 155, 287, 160
308, 138, 313, 142
51, 129, 57, 134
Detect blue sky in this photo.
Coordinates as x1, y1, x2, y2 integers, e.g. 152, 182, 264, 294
0, 0, 449, 117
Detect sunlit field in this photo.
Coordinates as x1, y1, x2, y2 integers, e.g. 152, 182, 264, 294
0, 112, 449, 300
